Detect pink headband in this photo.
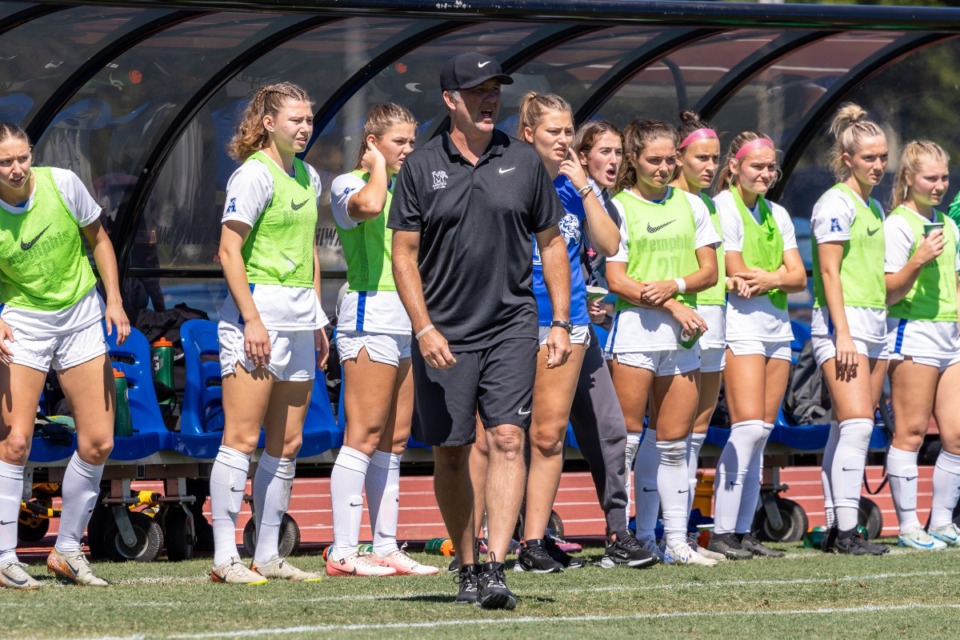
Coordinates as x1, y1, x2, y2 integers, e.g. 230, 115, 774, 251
678, 128, 718, 149
735, 137, 775, 160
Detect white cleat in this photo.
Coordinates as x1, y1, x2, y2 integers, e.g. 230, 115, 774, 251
688, 533, 726, 562
251, 556, 322, 582
47, 549, 108, 587
898, 526, 947, 551
373, 547, 441, 576
663, 542, 718, 567
0, 561, 41, 590
928, 523, 960, 548
210, 556, 268, 585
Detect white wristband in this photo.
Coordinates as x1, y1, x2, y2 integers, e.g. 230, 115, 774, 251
674, 278, 687, 294
415, 324, 435, 340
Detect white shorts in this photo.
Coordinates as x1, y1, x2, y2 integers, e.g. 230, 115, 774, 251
614, 348, 700, 377
888, 352, 960, 373
727, 339, 793, 362
700, 346, 726, 374
218, 322, 315, 382
538, 324, 590, 347
337, 330, 412, 367
811, 335, 888, 367
8, 321, 106, 372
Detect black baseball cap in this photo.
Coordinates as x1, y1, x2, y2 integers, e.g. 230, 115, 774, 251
440, 52, 513, 91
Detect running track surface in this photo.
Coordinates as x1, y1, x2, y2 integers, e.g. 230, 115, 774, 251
18, 465, 932, 557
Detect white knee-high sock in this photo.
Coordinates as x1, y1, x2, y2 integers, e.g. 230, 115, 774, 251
624, 433, 641, 523
210, 445, 251, 567
821, 420, 840, 529
657, 439, 690, 548
930, 450, 960, 529
886, 446, 920, 533
367, 451, 402, 557
252, 452, 296, 565
735, 423, 773, 534
633, 429, 660, 540
330, 446, 370, 559
55, 452, 104, 554
713, 420, 766, 535
0, 460, 23, 565
687, 432, 706, 515
831, 419, 873, 531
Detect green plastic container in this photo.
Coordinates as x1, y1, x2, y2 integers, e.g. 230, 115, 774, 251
151, 338, 174, 405
113, 369, 132, 437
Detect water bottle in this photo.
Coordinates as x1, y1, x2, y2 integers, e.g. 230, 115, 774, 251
357, 543, 374, 554
679, 327, 701, 350
151, 337, 174, 405
425, 538, 455, 556
113, 369, 132, 437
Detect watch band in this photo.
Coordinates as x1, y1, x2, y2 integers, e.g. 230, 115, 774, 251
550, 320, 573, 333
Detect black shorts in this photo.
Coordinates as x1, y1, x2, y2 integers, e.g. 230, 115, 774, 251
411, 337, 538, 447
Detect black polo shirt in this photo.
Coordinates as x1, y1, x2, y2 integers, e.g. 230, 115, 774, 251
388, 129, 564, 350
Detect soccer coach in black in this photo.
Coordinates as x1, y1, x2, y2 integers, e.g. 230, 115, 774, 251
389, 52, 572, 610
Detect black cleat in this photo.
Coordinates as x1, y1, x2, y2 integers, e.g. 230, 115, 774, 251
477, 560, 517, 610
835, 528, 889, 556
454, 564, 479, 605
821, 526, 839, 553
739, 532, 785, 558
543, 534, 585, 569
600, 530, 659, 569
707, 532, 753, 560
447, 556, 460, 573
514, 539, 564, 573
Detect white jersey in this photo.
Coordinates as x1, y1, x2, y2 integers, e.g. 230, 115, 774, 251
716, 190, 796, 343
219, 157, 329, 332
607, 190, 720, 353
884, 209, 960, 358
810, 187, 886, 342
0, 168, 104, 335
330, 172, 410, 334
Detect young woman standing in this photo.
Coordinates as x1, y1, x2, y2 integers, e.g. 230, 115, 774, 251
707, 132, 806, 560
811, 104, 890, 555
884, 141, 960, 550
210, 83, 330, 584
327, 103, 438, 577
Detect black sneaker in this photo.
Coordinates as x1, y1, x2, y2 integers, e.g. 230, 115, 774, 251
477, 560, 517, 610
600, 530, 659, 569
739, 532, 785, 558
454, 564, 479, 605
835, 528, 889, 556
706, 532, 753, 560
515, 539, 563, 573
543, 534, 585, 569
447, 556, 460, 573
821, 526, 839, 553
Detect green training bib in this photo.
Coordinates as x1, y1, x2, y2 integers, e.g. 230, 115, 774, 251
334, 169, 397, 293
730, 187, 787, 310
887, 206, 958, 322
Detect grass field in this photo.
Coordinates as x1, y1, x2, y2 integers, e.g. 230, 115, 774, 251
6, 542, 960, 639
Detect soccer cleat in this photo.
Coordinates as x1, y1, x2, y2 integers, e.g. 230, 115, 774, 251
373, 547, 441, 576
454, 564, 479, 605
546, 532, 582, 553
0, 561, 40, 590
688, 532, 726, 562
636, 535, 665, 562
325, 550, 397, 577
898, 526, 947, 551
542, 534, 585, 569
211, 556, 269, 585
739, 533, 785, 558
251, 556, 323, 582
821, 526, 839, 553
662, 541, 717, 567
706, 532, 753, 560
834, 529, 888, 556
514, 539, 563, 573
447, 556, 460, 573
929, 523, 960, 547
47, 549, 108, 587
599, 530, 659, 569
477, 558, 517, 610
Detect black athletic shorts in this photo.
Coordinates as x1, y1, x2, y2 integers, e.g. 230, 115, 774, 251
411, 337, 538, 447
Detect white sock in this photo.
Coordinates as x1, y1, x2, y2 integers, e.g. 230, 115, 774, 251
886, 446, 920, 533
687, 432, 706, 515
735, 423, 773, 534
713, 420, 766, 535
55, 453, 104, 554
831, 419, 872, 531
930, 450, 960, 529
0, 460, 23, 566
253, 452, 296, 565
367, 451, 401, 557
657, 439, 689, 548
624, 433, 641, 523
330, 446, 370, 559
633, 429, 660, 539
821, 420, 839, 529
210, 445, 250, 567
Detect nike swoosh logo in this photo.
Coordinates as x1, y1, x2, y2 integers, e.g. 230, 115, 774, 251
677, 489, 690, 494
229, 487, 244, 493
65, 560, 81, 575
646, 219, 675, 234
4, 574, 27, 586
0, 520, 15, 526
728, 481, 741, 487
349, 501, 363, 507
499, 167, 516, 174
291, 199, 309, 211
518, 407, 531, 416
641, 487, 658, 493
478, 61, 491, 68
867, 227, 880, 236
841, 467, 859, 472
20, 224, 51, 251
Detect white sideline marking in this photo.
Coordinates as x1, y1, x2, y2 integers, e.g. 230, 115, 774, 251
164, 603, 960, 638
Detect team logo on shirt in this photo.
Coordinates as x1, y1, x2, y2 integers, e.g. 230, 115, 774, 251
558, 213, 582, 245
431, 170, 448, 190
830, 218, 842, 232
646, 219, 675, 234
290, 198, 309, 211
867, 226, 880, 236
226, 197, 237, 213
